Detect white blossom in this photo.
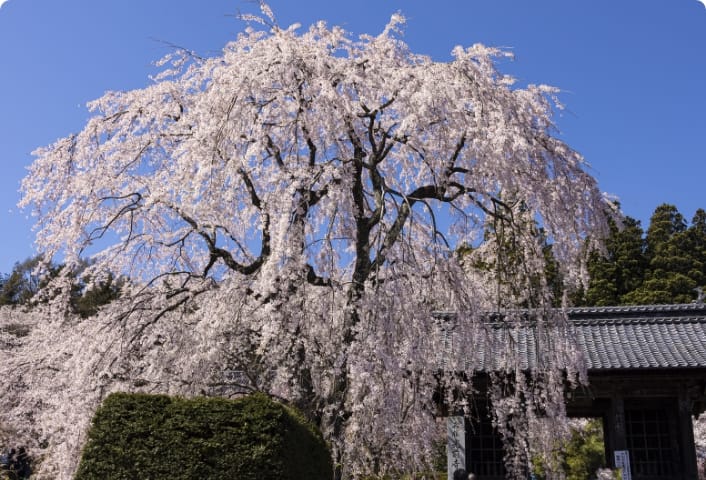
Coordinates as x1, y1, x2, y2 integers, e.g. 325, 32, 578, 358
9, 5, 613, 479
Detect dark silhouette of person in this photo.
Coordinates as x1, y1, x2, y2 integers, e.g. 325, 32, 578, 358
15, 447, 31, 479
2, 447, 31, 480
5, 448, 16, 478
453, 468, 468, 480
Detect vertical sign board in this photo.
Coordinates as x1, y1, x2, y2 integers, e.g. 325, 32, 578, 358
447, 416, 466, 480
614, 450, 632, 480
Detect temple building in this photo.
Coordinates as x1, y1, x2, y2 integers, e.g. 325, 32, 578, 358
456, 303, 706, 480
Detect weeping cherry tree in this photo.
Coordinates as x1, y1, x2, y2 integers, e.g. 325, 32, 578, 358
18, 4, 610, 478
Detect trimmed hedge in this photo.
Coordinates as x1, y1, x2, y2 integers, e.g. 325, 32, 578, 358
74, 392, 332, 480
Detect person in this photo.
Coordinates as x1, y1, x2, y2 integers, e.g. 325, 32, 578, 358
15, 447, 30, 479
453, 468, 468, 480
468, 473, 477, 480
6, 448, 16, 477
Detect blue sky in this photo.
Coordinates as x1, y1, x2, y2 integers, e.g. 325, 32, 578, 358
1, 0, 705, 273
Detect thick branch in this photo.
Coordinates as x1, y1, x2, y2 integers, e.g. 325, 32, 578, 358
347, 125, 372, 292
164, 203, 271, 277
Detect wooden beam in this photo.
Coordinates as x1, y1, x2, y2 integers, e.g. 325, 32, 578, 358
679, 386, 699, 479
607, 393, 627, 470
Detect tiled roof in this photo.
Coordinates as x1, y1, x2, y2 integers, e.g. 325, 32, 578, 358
567, 303, 706, 370
448, 304, 706, 372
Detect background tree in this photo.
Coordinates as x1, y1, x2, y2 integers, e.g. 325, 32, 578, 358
622, 204, 702, 304
562, 419, 607, 480
17, 5, 609, 478
0, 256, 121, 316
687, 208, 706, 291
580, 203, 706, 306
462, 201, 566, 309
0, 256, 49, 306
66, 259, 124, 318
579, 216, 646, 306
532, 419, 606, 480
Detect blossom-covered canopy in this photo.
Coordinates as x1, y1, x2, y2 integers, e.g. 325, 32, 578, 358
17, 5, 610, 478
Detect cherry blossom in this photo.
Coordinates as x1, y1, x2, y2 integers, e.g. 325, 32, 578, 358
10, 4, 612, 478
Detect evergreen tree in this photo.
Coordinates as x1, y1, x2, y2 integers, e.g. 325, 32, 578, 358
686, 209, 706, 295
70, 271, 123, 318
464, 200, 567, 309
622, 204, 699, 304
644, 204, 686, 258
580, 216, 646, 306
0, 257, 45, 306
543, 241, 565, 307
563, 420, 607, 480
581, 204, 706, 307
0, 256, 122, 314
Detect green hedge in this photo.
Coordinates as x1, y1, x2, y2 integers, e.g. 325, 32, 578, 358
74, 392, 332, 480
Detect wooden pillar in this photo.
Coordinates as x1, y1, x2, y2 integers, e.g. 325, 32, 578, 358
607, 394, 627, 469
678, 388, 698, 479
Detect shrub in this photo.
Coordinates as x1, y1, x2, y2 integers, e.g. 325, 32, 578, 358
563, 419, 606, 480
74, 392, 331, 480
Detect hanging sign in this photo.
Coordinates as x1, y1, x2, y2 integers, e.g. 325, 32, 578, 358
614, 450, 632, 480
447, 416, 466, 480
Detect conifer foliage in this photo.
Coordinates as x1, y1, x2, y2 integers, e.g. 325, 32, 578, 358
0, 257, 46, 306
0, 256, 122, 316
581, 204, 706, 306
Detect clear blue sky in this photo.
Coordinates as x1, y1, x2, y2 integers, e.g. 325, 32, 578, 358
1, 0, 705, 273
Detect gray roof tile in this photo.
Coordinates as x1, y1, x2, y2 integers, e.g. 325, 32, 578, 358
567, 304, 706, 370
465, 304, 706, 371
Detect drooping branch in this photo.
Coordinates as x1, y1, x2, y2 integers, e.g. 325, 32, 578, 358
90, 192, 145, 245
16, 11, 611, 479
161, 202, 271, 277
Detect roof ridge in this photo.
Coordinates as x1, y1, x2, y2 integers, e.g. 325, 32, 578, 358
432, 303, 706, 317
566, 303, 706, 314
570, 316, 706, 326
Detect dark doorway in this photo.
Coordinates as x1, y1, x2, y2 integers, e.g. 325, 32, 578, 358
624, 400, 681, 479
465, 409, 505, 479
